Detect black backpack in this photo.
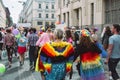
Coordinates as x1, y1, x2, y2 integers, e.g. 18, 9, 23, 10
0, 32, 2, 41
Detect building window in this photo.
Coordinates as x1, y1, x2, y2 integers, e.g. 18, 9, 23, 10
91, 3, 94, 25
46, 4, 48, 9
39, 4, 41, 8
67, 12, 69, 26
39, 13, 42, 18
63, 0, 65, 6
37, 22, 43, 25
45, 22, 49, 26
46, 14, 49, 18
52, 5, 54, 9
51, 22, 55, 28
51, 22, 55, 25
52, 14, 54, 18
58, 15, 61, 22
63, 13, 66, 22
105, 0, 120, 24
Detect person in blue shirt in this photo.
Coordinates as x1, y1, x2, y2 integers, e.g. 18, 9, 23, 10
17, 32, 28, 66
106, 24, 120, 80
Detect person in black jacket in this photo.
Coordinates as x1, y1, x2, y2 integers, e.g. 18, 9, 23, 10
102, 26, 112, 50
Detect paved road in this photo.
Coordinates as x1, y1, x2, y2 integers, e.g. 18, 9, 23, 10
0, 56, 120, 80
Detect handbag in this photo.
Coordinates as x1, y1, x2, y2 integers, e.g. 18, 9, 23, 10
96, 42, 108, 58
2, 49, 7, 58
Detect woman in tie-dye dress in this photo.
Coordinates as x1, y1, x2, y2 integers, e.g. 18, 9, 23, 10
75, 29, 105, 80
37, 29, 74, 80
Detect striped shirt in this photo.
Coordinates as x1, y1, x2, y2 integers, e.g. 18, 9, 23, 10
28, 33, 38, 46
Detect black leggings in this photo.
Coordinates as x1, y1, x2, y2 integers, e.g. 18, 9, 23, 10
6, 45, 13, 63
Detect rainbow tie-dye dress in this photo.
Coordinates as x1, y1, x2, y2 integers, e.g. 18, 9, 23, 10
80, 52, 105, 80
40, 41, 74, 80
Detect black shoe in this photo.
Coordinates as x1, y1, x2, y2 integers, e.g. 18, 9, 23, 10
20, 61, 23, 66
0, 56, 2, 60
32, 67, 35, 71
29, 65, 34, 70
8, 64, 11, 68
17, 56, 19, 59
22, 60, 24, 65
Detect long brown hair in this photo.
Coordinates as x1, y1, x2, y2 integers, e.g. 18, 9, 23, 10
65, 29, 72, 39
105, 26, 112, 35
79, 36, 93, 48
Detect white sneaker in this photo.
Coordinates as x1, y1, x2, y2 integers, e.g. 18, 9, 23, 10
109, 76, 112, 80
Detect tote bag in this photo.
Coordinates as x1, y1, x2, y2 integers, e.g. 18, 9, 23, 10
2, 50, 7, 58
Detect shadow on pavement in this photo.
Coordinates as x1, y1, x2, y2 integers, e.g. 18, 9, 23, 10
4, 66, 22, 75
15, 71, 32, 80
2, 57, 19, 67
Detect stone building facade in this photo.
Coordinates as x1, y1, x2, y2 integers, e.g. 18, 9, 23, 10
19, 0, 56, 28
0, 0, 6, 27
56, 0, 120, 31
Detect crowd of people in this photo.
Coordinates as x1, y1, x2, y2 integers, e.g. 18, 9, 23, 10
0, 24, 120, 80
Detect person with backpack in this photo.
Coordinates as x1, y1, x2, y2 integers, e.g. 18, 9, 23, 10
4, 29, 15, 68
0, 28, 5, 60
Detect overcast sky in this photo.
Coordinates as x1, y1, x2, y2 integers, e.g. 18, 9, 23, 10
3, 0, 26, 23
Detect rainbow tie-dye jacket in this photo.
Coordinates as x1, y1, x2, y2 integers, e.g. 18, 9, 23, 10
40, 41, 74, 73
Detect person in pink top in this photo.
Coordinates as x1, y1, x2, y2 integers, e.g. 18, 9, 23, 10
65, 29, 74, 80
36, 30, 51, 47
65, 29, 73, 44
36, 26, 52, 80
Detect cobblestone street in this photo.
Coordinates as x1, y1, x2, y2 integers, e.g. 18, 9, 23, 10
0, 56, 120, 80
